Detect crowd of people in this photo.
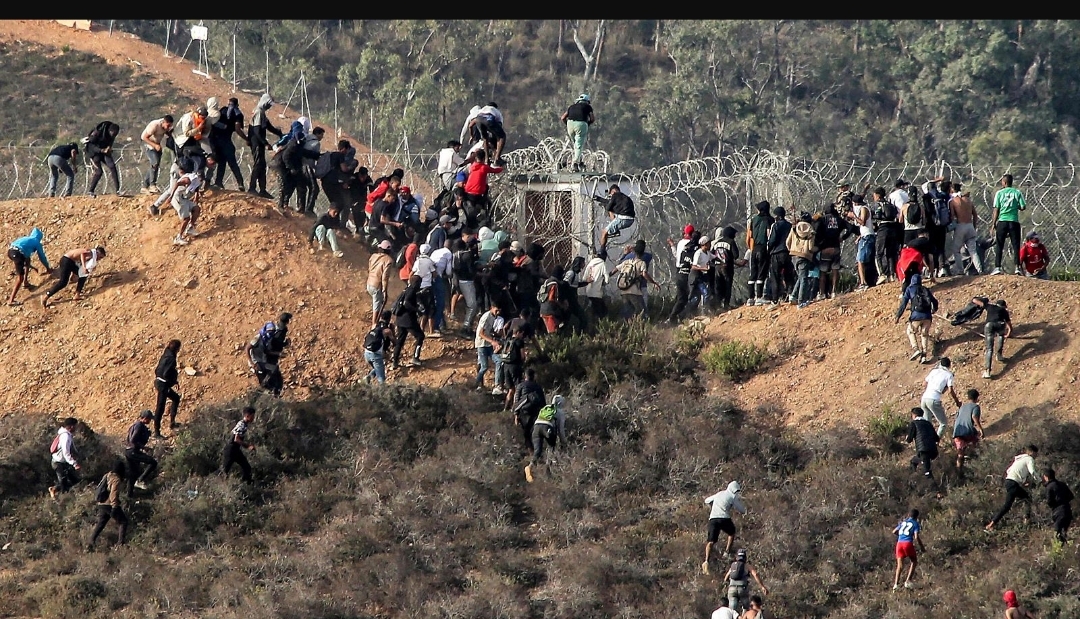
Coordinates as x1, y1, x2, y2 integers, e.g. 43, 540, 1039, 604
22, 91, 1075, 615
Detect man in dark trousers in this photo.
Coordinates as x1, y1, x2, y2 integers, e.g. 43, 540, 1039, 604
246, 94, 282, 198
222, 407, 257, 483
124, 410, 158, 497
511, 367, 546, 454
152, 339, 182, 438
745, 201, 773, 306
86, 121, 121, 197
971, 297, 1012, 379
210, 97, 247, 190
766, 206, 792, 304
1042, 468, 1074, 543
906, 406, 940, 477
246, 312, 292, 397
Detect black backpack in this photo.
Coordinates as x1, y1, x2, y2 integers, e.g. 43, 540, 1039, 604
314, 151, 339, 179
394, 245, 408, 269
390, 289, 408, 316
676, 245, 694, 276
363, 325, 385, 352
912, 285, 934, 314
95, 475, 110, 503
874, 202, 898, 224
905, 202, 923, 226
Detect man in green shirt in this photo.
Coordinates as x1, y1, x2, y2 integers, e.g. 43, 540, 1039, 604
990, 174, 1026, 275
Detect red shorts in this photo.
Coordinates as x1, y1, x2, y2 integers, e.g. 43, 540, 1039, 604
541, 314, 559, 334
895, 541, 917, 559
953, 435, 979, 451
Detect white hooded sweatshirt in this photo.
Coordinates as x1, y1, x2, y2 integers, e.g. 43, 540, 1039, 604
705, 481, 747, 520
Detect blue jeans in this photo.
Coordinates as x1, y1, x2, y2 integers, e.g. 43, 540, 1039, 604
793, 257, 813, 304
476, 345, 494, 386
433, 276, 447, 331
857, 235, 876, 264
493, 352, 505, 387
458, 280, 479, 330
364, 349, 385, 384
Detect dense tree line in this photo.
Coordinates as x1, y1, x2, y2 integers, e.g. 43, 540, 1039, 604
112, 20, 1080, 171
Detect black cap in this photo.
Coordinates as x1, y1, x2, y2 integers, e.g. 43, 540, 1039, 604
895, 178, 909, 188
278, 312, 293, 324
755, 200, 770, 213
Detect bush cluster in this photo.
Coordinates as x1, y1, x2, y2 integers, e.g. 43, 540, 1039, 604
1, 325, 1078, 618
701, 339, 771, 379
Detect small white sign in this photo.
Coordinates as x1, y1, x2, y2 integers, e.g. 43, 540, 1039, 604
191, 25, 208, 41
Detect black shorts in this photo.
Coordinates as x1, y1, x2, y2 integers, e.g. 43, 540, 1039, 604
707, 517, 736, 542
7, 248, 28, 277
502, 363, 523, 388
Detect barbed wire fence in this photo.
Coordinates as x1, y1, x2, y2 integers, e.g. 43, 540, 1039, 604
2, 137, 1078, 299
491, 141, 1080, 303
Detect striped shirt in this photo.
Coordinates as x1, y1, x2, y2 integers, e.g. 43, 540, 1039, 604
231, 419, 249, 442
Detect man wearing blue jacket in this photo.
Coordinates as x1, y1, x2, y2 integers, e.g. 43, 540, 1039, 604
8, 227, 52, 306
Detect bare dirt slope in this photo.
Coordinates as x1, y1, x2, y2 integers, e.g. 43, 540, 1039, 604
0, 20, 433, 197
0, 192, 472, 435
703, 276, 1080, 435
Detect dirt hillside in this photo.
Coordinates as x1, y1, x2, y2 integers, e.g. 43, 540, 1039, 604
0, 192, 474, 435
0, 19, 434, 197
703, 276, 1080, 435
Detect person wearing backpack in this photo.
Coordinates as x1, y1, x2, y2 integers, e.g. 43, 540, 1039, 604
725, 548, 769, 615
609, 242, 658, 320
452, 239, 481, 335
894, 274, 938, 364
873, 186, 903, 285
923, 179, 953, 277
901, 193, 926, 246
391, 275, 426, 370
538, 265, 568, 334
245, 312, 292, 397
124, 410, 158, 497
363, 310, 395, 384
46, 142, 80, 198
511, 367, 546, 453
525, 394, 566, 483
87, 460, 128, 551
1043, 468, 1074, 544
48, 417, 81, 500
85, 121, 121, 197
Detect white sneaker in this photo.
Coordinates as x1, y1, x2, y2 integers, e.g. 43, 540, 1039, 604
333, 251, 344, 258
149, 184, 162, 194
173, 235, 189, 246
936, 268, 947, 278
491, 386, 506, 396
982, 370, 992, 379
1014, 267, 1023, 276
990, 268, 1002, 275
134, 481, 149, 491
754, 298, 768, 306
318, 242, 325, 252
185, 226, 199, 237
909, 350, 923, 361
876, 275, 888, 285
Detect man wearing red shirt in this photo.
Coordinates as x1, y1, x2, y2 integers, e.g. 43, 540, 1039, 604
463, 149, 504, 213
1018, 230, 1050, 279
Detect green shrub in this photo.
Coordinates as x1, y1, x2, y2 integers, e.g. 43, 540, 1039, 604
701, 339, 770, 379
867, 403, 908, 452
1050, 267, 1080, 281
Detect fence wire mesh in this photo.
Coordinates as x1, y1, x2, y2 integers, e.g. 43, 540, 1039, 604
2, 139, 1078, 301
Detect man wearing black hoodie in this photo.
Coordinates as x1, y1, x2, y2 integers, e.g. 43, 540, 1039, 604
86, 121, 121, 197
211, 98, 247, 190
152, 339, 182, 438
906, 406, 940, 477
813, 202, 854, 299
246, 94, 282, 198
766, 206, 792, 304
1043, 468, 1074, 543
746, 201, 773, 306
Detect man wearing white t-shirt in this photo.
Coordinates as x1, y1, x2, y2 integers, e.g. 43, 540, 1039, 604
888, 178, 910, 213
921, 357, 962, 437
437, 140, 465, 191
710, 598, 738, 619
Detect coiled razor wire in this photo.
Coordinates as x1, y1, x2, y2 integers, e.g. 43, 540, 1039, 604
3, 139, 1080, 295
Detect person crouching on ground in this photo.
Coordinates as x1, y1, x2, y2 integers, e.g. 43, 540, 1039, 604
170, 172, 202, 246
8, 227, 52, 306
42, 246, 105, 308
308, 204, 345, 258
